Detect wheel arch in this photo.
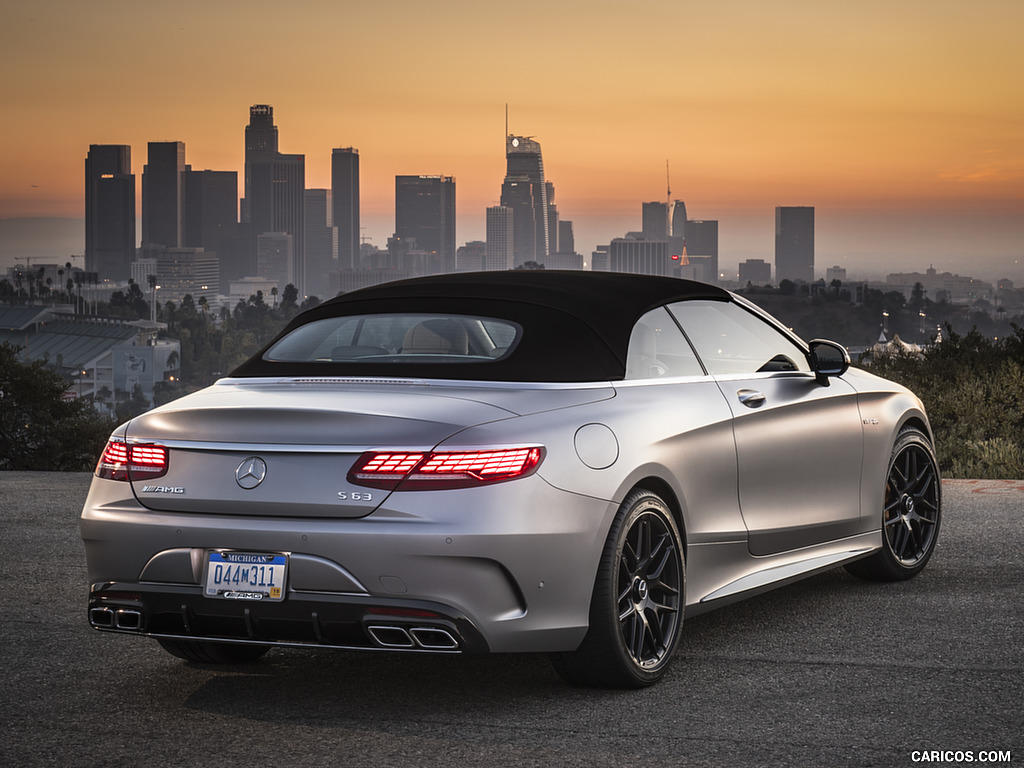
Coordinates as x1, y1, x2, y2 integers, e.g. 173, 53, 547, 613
897, 413, 934, 445
627, 475, 689, 560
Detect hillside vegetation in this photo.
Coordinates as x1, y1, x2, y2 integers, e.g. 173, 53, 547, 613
861, 325, 1024, 479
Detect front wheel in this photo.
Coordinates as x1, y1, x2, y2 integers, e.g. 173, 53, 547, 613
551, 489, 685, 688
846, 427, 941, 581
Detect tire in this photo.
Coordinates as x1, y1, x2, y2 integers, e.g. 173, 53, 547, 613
156, 638, 270, 664
551, 489, 685, 688
846, 427, 941, 582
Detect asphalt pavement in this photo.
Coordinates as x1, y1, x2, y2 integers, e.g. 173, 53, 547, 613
0, 472, 1020, 768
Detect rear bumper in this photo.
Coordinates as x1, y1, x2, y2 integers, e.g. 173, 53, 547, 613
81, 474, 618, 654
87, 581, 487, 653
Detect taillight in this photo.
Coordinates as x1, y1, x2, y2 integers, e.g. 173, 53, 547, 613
95, 439, 169, 482
349, 447, 543, 490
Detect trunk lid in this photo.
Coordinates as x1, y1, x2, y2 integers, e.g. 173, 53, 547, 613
125, 377, 612, 517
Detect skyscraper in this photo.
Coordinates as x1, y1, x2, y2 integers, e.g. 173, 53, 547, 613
546, 181, 559, 257
242, 105, 305, 291
610, 238, 670, 276
685, 220, 719, 284
500, 135, 548, 265
395, 175, 456, 273
775, 206, 815, 284
85, 144, 135, 282
142, 141, 188, 250
485, 206, 514, 271
642, 202, 669, 241
304, 189, 335, 296
184, 169, 241, 282
332, 148, 360, 271
670, 200, 687, 239
245, 104, 278, 155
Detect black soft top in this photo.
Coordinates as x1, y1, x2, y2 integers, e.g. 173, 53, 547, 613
230, 271, 731, 382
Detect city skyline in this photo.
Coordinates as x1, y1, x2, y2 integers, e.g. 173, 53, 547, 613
1, 1, 1022, 281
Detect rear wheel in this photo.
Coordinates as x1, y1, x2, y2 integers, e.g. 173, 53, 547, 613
156, 638, 270, 664
846, 427, 941, 581
551, 489, 684, 688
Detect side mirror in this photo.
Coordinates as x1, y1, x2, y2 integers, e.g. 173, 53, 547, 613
809, 339, 850, 384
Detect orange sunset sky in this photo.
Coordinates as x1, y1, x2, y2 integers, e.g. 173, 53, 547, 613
1, 0, 1022, 279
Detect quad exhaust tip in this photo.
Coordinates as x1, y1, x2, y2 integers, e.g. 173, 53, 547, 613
367, 625, 459, 650
89, 606, 142, 631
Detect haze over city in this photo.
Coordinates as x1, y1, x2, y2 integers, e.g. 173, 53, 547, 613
1, 0, 1022, 282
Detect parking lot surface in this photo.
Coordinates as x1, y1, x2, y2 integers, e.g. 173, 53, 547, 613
1, 473, 1020, 767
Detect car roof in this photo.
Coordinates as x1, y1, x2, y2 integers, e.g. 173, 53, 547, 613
231, 271, 732, 383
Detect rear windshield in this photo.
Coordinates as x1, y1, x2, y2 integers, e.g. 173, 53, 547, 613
263, 313, 522, 364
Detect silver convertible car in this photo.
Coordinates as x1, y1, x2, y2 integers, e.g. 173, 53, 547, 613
81, 271, 941, 687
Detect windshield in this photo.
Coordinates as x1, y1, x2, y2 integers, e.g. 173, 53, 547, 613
264, 313, 522, 364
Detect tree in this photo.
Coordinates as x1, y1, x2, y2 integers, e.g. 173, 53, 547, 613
0, 343, 114, 470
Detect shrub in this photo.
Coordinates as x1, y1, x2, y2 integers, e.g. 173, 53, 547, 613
862, 325, 1024, 479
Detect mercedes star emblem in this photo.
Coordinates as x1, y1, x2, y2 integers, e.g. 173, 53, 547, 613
235, 457, 267, 490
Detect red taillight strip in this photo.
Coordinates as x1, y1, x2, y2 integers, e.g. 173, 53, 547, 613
349, 447, 543, 491
95, 439, 169, 481
417, 449, 539, 478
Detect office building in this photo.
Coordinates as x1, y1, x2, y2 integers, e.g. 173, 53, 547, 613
485, 206, 514, 271
395, 175, 456, 273
642, 202, 669, 241
154, 247, 219, 306
609, 238, 670, 276
826, 265, 848, 284
739, 259, 772, 284
142, 141, 188, 250
546, 181, 559, 256
685, 219, 719, 283
671, 200, 687, 239
257, 233, 293, 291
242, 105, 305, 290
500, 135, 548, 265
775, 206, 815, 283
85, 144, 135, 282
183, 169, 241, 282
457, 241, 487, 272
304, 189, 335, 297
332, 147, 360, 270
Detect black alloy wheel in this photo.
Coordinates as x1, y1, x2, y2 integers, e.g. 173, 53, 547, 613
551, 489, 684, 688
847, 427, 941, 581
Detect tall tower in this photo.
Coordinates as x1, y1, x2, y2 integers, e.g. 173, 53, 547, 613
775, 206, 815, 284
642, 202, 669, 241
485, 206, 514, 271
245, 104, 278, 155
304, 188, 335, 296
242, 105, 305, 289
500, 135, 548, 265
184, 169, 241, 282
395, 175, 456, 273
670, 200, 687, 239
85, 144, 135, 282
142, 141, 188, 250
332, 147, 360, 270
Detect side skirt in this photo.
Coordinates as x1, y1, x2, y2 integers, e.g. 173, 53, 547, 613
684, 531, 881, 618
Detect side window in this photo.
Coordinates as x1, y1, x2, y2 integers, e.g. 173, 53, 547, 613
666, 299, 811, 375
625, 307, 704, 379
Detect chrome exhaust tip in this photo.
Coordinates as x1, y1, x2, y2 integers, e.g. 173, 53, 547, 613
89, 607, 114, 628
114, 608, 142, 630
366, 625, 415, 648
409, 627, 459, 650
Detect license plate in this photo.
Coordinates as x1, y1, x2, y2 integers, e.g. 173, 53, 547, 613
204, 551, 287, 601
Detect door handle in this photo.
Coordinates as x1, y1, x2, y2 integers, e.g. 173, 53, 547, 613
737, 389, 766, 408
